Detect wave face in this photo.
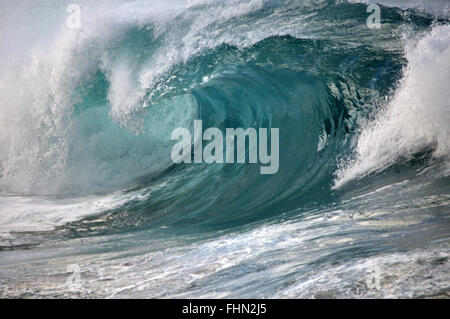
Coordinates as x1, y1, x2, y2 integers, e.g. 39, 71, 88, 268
0, 0, 449, 298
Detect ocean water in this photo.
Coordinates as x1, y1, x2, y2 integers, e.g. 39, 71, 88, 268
0, 0, 449, 298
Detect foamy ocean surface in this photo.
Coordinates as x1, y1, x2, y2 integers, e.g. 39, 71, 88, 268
0, 0, 449, 298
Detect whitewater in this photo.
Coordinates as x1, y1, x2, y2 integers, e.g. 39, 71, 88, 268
0, 0, 449, 298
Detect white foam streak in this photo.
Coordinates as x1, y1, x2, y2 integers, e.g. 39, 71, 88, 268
0, 191, 148, 235
334, 25, 450, 188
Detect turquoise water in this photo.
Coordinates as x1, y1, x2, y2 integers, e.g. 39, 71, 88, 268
0, 0, 449, 298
